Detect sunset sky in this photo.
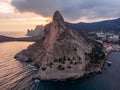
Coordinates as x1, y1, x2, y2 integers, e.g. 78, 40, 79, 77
0, 0, 51, 32
0, 0, 120, 32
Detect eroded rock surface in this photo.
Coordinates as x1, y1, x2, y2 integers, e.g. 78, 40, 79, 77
14, 11, 105, 81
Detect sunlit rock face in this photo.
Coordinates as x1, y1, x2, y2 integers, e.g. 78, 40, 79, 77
14, 11, 105, 81
26, 25, 44, 37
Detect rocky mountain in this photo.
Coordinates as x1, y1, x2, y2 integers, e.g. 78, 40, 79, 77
26, 25, 44, 36
66, 18, 120, 33
14, 11, 105, 81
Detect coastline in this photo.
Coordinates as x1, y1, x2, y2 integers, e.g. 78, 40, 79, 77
104, 44, 120, 59
32, 59, 105, 82
33, 44, 120, 81
13, 42, 120, 81
14, 44, 120, 81
0, 35, 42, 42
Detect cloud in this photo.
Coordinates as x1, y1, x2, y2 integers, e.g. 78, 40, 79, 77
11, 0, 120, 22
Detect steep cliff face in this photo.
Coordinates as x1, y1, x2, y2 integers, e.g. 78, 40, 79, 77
14, 11, 105, 81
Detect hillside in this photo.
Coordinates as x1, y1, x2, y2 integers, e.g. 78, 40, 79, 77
66, 18, 120, 33
14, 11, 105, 81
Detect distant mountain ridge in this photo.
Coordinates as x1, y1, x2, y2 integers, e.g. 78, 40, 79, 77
28, 18, 120, 36
66, 18, 120, 33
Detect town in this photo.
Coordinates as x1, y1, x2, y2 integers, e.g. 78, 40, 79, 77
84, 31, 120, 54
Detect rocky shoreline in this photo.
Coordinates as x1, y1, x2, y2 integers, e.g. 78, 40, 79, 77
31, 60, 105, 81
24, 45, 120, 82
14, 11, 106, 81
104, 44, 120, 58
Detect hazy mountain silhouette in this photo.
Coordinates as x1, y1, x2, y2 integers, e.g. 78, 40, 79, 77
66, 18, 120, 33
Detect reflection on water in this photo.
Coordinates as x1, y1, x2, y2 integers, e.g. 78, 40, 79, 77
0, 41, 120, 90
0, 42, 36, 90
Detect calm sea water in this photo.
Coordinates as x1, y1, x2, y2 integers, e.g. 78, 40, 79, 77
0, 42, 36, 90
0, 33, 120, 90
0, 32, 26, 37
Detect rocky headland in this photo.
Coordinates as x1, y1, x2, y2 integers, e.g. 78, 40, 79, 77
14, 11, 105, 81
26, 25, 44, 37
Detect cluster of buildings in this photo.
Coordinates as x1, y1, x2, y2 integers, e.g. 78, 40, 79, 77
103, 42, 120, 52
85, 31, 120, 51
96, 31, 119, 42
96, 31, 120, 51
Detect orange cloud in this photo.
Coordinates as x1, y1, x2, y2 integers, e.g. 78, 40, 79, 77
0, 12, 51, 32
0, 0, 51, 32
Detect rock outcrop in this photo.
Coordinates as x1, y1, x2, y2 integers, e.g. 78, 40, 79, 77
26, 25, 44, 37
14, 11, 105, 81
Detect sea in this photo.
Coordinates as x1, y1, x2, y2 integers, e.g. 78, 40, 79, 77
0, 32, 120, 90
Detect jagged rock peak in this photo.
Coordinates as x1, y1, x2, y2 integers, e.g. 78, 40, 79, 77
53, 11, 64, 22
14, 11, 105, 81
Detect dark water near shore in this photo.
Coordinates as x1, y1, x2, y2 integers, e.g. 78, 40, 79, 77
0, 41, 120, 90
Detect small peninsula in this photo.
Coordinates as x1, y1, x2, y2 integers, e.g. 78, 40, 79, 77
14, 11, 105, 81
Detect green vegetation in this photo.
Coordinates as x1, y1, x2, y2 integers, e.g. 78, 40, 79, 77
57, 65, 65, 70
74, 48, 77, 51
67, 66, 71, 68
88, 45, 105, 63
41, 67, 46, 71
